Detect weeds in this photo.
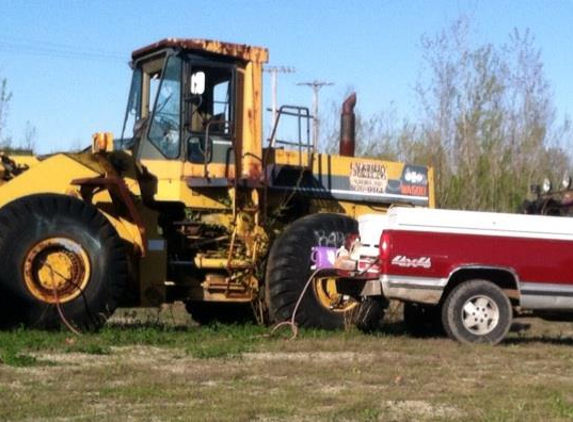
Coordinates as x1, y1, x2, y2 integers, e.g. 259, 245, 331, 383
2, 307, 573, 420
551, 393, 573, 419
0, 348, 38, 367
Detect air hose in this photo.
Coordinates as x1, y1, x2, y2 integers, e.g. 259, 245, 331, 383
270, 268, 326, 340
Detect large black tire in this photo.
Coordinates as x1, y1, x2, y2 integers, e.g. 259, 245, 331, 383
403, 302, 444, 336
0, 194, 127, 330
266, 213, 383, 329
441, 279, 512, 345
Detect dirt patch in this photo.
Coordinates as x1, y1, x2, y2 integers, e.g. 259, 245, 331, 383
244, 351, 378, 363
384, 400, 462, 420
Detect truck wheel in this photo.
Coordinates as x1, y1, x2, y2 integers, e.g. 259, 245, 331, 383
403, 302, 443, 336
352, 297, 387, 333
0, 194, 127, 330
266, 213, 379, 329
441, 279, 511, 345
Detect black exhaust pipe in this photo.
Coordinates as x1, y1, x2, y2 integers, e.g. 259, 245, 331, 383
340, 93, 356, 157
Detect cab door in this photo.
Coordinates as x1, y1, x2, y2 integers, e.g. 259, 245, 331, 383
184, 61, 236, 182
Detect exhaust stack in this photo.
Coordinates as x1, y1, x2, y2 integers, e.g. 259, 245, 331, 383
340, 93, 356, 157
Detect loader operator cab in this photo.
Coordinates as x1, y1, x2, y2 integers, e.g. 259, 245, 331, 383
120, 47, 236, 166
117, 38, 269, 194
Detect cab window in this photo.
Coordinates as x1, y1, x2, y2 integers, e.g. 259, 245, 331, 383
188, 65, 233, 135
187, 64, 234, 163
148, 56, 182, 158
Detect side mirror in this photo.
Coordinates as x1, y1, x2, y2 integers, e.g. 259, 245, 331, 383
190, 71, 206, 95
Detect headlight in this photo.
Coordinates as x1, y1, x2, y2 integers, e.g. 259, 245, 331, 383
542, 178, 552, 193
562, 173, 572, 190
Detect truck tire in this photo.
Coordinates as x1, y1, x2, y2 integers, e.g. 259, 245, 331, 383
441, 279, 512, 345
0, 194, 127, 330
352, 297, 387, 333
403, 302, 444, 336
266, 213, 382, 329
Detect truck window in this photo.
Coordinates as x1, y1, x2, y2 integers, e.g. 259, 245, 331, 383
120, 55, 168, 150
187, 64, 234, 164
119, 68, 143, 148
148, 56, 182, 159
189, 65, 233, 135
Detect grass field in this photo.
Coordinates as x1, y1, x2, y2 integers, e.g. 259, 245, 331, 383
2, 304, 573, 421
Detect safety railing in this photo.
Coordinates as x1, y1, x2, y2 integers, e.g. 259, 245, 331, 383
267, 105, 312, 168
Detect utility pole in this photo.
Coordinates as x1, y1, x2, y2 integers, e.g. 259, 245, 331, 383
297, 80, 334, 149
264, 66, 295, 132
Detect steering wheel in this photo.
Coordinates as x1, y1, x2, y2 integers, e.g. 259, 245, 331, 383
158, 115, 177, 132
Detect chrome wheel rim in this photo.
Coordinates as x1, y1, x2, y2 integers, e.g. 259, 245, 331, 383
461, 295, 499, 335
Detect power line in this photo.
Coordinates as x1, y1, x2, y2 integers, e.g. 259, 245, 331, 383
297, 80, 334, 149
264, 66, 295, 132
0, 38, 125, 62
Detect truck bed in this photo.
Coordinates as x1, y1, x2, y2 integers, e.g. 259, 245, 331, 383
385, 207, 573, 241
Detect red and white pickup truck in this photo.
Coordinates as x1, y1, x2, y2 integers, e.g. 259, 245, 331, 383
336, 207, 573, 344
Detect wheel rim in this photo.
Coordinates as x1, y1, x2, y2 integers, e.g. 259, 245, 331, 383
313, 276, 358, 313
23, 237, 91, 304
461, 294, 499, 335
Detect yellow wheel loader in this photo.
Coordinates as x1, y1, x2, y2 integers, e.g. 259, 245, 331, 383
0, 39, 434, 330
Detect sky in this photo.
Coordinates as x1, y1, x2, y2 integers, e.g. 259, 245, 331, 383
0, 0, 572, 153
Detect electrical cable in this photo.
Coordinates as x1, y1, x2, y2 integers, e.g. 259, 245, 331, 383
52, 285, 82, 336
42, 259, 89, 336
0, 37, 124, 62
269, 267, 325, 340
269, 242, 380, 340
356, 257, 378, 277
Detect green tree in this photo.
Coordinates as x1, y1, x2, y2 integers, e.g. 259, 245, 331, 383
320, 18, 572, 213
410, 19, 571, 211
